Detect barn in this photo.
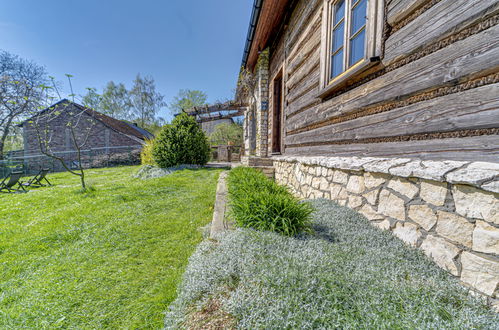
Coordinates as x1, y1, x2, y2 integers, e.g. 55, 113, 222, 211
20, 99, 152, 171
237, 0, 499, 303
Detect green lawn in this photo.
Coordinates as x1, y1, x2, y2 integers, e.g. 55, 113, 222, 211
0, 166, 221, 329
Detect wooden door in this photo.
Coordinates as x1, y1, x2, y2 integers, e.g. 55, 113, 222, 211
272, 73, 283, 154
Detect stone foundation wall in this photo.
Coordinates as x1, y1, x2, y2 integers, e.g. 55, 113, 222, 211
274, 156, 499, 307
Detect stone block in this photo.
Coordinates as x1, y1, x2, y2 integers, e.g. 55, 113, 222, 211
460, 252, 499, 296
387, 178, 419, 199
330, 184, 348, 200
420, 180, 448, 206
390, 160, 468, 181
311, 177, 321, 189
348, 195, 364, 209
408, 204, 437, 231
319, 177, 330, 191
377, 189, 406, 220
393, 222, 422, 247
363, 189, 379, 205
359, 204, 384, 221
446, 162, 499, 187
481, 180, 499, 194
363, 158, 411, 173
373, 219, 391, 231
452, 185, 498, 225
364, 172, 387, 189
473, 221, 499, 255
421, 235, 461, 276
436, 211, 474, 248
346, 175, 365, 194
332, 170, 349, 185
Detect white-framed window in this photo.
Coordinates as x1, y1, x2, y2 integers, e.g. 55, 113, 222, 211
319, 0, 384, 97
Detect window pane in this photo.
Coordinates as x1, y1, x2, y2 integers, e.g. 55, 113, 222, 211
332, 22, 344, 53
351, 0, 367, 35
334, 0, 345, 24
349, 29, 365, 65
331, 50, 344, 79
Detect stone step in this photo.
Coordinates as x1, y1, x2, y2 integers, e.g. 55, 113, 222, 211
253, 166, 275, 179
241, 156, 274, 167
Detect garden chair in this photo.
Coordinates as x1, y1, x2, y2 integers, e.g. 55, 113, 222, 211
0, 171, 26, 193
21, 168, 52, 188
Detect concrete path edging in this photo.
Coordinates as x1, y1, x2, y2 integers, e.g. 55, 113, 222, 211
210, 171, 232, 238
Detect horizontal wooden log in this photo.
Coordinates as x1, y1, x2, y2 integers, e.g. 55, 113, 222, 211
285, 135, 499, 163
286, 16, 322, 74
286, 47, 321, 91
286, 0, 322, 58
286, 86, 321, 117
286, 24, 499, 131
387, 0, 427, 26
385, 0, 499, 65
287, 68, 320, 104
286, 84, 499, 145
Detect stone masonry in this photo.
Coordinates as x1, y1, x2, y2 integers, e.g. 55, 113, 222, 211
254, 52, 269, 158
274, 156, 499, 308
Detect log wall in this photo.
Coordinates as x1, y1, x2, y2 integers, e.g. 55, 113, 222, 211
268, 0, 499, 162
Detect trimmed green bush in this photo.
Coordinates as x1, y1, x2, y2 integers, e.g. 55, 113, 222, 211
152, 113, 210, 168
140, 138, 155, 165
227, 167, 312, 236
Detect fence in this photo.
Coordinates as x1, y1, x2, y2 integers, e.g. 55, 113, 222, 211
0, 146, 142, 178
211, 145, 242, 162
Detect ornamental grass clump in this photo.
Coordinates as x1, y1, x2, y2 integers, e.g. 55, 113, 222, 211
227, 167, 312, 236
140, 138, 155, 165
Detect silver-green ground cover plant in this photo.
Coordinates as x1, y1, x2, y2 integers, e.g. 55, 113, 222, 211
166, 199, 499, 329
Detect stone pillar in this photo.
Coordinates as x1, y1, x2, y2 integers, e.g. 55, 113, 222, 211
254, 50, 269, 158
243, 107, 257, 156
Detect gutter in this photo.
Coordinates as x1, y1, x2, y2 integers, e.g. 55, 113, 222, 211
241, 0, 264, 69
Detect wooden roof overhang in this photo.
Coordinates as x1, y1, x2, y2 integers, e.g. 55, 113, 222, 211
185, 102, 248, 123
242, 0, 291, 72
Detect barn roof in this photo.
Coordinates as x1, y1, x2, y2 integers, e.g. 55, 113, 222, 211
20, 99, 153, 141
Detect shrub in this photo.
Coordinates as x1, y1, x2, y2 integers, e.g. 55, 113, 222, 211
152, 113, 211, 168
140, 138, 155, 165
227, 167, 312, 236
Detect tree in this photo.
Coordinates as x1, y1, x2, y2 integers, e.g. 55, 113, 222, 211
152, 113, 210, 168
0, 51, 47, 159
209, 122, 243, 146
169, 89, 207, 115
30, 76, 94, 190
82, 82, 131, 120
81, 87, 102, 112
101, 81, 131, 119
129, 74, 165, 127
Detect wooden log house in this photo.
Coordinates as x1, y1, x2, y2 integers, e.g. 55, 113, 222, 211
237, 0, 499, 307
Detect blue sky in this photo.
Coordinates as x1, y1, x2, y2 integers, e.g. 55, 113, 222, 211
0, 0, 253, 121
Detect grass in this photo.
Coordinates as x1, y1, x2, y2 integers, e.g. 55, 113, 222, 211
227, 167, 313, 236
0, 166, 222, 329
166, 199, 499, 329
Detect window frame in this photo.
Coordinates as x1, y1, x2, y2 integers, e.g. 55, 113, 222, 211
319, 0, 384, 98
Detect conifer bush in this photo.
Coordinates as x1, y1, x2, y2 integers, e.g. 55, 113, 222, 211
152, 113, 210, 168
227, 167, 312, 236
